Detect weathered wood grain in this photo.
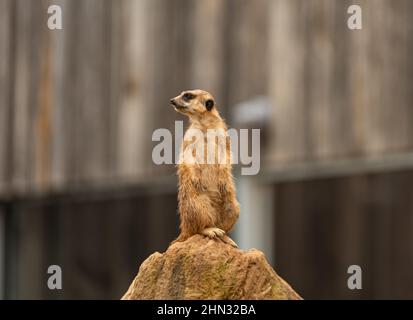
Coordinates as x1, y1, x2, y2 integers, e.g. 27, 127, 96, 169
275, 171, 413, 299
12, 0, 33, 193
269, 0, 308, 163
0, 0, 12, 194
268, 0, 413, 164
2, 0, 413, 194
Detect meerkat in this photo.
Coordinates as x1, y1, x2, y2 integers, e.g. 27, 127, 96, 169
170, 89, 240, 247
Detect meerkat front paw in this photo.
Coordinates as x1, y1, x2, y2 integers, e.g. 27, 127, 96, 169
201, 228, 238, 248
201, 227, 225, 238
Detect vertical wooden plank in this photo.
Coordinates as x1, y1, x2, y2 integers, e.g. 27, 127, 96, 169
56, 202, 74, 299
300, 179, 339, 299
4, 205, 17, 299
367, 172, 410, 299
304, 0, 335, 159
74, 0, 111, 182
390, 171, 413, 299
50, 0, 71, 189
11, 0, 53, 194
334, 176, 370, 299
274, 182, 307, 294
57, 201, 103, 299
268, 0, 308, 163
327, 0, 357, 157
115, 0, 149, 179
33, 0, 53, 192
25, 1, 41, 191
107, 0, 119, 180
75, 202, 110, 299
408, 1, 413, 146
349, 0, 411, 155
12, 0, 33, 193
0, 0, 12, 194
41, 201, 61, 300
104, 201, 137, 298
226, 0, 270, 110
16, 204, 45, 299
0, 207, 5, 298
344, 0, 371, 156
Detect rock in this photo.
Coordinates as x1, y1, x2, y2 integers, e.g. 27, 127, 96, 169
122, 235, 302, 300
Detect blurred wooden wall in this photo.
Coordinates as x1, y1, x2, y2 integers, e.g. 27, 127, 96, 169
0, 0, 147, 196
269, 0, 413, 164
0, 0, 270, 197
267, 0, 413, 299
1, 0, 413, 300
275, 170, 413, 299
2, 0, 413, 195
4, 191, 179, 299
0, 0, 271, 299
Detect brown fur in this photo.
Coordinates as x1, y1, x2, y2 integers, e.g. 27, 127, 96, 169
171, 89, 240, 247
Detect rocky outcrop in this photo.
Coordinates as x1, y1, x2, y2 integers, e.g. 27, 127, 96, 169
122, 235, 302, 300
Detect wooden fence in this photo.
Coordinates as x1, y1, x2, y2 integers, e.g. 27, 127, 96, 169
1, 0, 413, 299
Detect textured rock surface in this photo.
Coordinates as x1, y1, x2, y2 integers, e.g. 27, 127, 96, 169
122, 235, 302, 300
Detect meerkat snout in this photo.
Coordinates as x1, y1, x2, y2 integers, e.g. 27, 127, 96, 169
170, 97, 186, 112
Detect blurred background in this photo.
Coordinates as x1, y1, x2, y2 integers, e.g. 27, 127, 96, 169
1, 0, 413, 299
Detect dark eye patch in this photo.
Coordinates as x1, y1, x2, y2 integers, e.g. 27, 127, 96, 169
182, 93, 195, 101
205, 99, 214, 111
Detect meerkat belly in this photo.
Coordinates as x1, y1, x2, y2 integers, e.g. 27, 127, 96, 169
198, 167, 224, 210
198, 166, 220, 191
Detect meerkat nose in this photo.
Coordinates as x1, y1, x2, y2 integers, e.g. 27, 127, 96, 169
170, 99, 176, 106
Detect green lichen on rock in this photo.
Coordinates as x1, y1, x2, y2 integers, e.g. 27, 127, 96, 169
122, 235, 302, 300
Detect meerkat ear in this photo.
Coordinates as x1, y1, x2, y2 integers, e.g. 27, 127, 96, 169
205, 99, 214, 111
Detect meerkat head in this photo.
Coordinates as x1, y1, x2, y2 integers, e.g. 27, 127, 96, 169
170, 89, 218, 121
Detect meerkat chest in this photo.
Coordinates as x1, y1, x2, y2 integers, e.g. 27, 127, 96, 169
180, 127, 228, 165
200, 165, 220, 183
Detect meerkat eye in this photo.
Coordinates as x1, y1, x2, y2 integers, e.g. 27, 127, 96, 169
182, 93, 194, 101
205, 99, 214, 111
